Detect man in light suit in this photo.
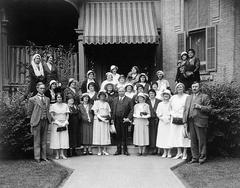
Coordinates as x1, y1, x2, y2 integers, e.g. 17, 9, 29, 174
27, 82, 51, 163
111, 87, 133, 155
183, 82, 211, 164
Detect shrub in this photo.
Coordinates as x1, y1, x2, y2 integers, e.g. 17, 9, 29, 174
201, 82, 240, 156
0, 89, 33, 156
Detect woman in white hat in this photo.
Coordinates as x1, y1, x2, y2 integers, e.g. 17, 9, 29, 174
100, 72, 117, 91
45, 80, 59, 104
79, 93, 94, 155
81, 70, 100, 93
92, 90, 111, 155
133, 93, 151, 156
156, 70, 170, 100
168, 83, 190, 160
110, 65, 120, 84
27, 54, 46, 96
125, 83, 135, 99
156, 89, 172, 157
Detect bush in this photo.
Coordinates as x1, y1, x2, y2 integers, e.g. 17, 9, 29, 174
0, 89, 33, 157
201, 82, 240, 156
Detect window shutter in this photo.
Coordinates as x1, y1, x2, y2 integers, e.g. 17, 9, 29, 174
177, 32, 186, 60
206, 25, 217, 71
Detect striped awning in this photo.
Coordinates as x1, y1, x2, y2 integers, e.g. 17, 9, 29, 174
83, 1, 159, 44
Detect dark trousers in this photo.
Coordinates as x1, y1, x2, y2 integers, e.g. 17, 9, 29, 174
189, 119, 207, 162
115, 117, 129, 152
32, 119, 48, 160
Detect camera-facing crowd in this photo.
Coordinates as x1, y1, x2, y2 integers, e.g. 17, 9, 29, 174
27, 49, 211, 165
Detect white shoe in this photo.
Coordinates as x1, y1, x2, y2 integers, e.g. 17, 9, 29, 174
60, 155, 67, 160
102, 151, 109, 156
173, 153, 183, 159
167, 154, 172, 158
55, 156, 60, 160
182, 155, 187, 160
97, 152, 102, 156
161, 153, 167, 158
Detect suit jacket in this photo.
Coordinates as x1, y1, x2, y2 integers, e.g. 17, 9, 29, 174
42, 62, 58, 85
27, 95, 51, 127
111, 96, 133, 121
146, 98, 161, 119
183, 92, 211, 127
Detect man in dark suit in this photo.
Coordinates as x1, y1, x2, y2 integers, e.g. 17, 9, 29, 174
111, 87, 133, 155
27, 82, 51, 163
183, 82, 211, 164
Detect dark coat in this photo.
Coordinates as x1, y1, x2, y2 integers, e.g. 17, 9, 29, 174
63, 87, 80, 104
146, 98, 161, 119
42, 62, 58, 86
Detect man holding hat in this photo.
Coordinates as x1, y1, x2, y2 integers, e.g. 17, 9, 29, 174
111, 87, 133, 155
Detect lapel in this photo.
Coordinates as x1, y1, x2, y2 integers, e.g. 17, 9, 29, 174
153, 99, 159, 111
34, 95, 43, 108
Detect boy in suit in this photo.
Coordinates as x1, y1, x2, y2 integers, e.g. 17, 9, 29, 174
27, 82, 51, 163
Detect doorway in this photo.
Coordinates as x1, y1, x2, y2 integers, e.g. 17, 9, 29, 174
85, 44, 157, 83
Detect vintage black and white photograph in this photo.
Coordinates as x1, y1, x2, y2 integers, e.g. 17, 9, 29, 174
0, 0, 240, 187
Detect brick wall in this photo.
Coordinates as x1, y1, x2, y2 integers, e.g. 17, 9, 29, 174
161, 0, 238, 84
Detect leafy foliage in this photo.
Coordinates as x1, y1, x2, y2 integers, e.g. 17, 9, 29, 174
0, 90, 33, 155
201, 82, 240, 156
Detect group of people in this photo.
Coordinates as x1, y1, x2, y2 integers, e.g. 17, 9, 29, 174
27, 49, 211, 165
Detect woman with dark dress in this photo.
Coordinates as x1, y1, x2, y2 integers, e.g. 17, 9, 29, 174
87, 82, 98, 105
185, 49, 201, 87
27, 54, 46, 96
175, 52, 189, 90
134, 73, 151, 93
79, 93, 94, 155
127, 66, 140, 85
45, 80, 62, 104
146, 89, 161, 154
67, 97, 81, 157
64, 78, 81, 104
81, 70, 100, 93
42, 54, 58, 87
105, 83, 118, 108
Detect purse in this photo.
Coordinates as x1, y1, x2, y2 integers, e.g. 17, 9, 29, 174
172, 117, 184, 125
56, 126, 67, 132
109, 123, 116, 134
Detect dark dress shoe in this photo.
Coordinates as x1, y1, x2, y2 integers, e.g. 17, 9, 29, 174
35, 159, 41, 163
199, 159, 206, 165
188, 159, 198, 164
137, 153, 142, 156
114, 151, 121, 155
123, 151, 130, 156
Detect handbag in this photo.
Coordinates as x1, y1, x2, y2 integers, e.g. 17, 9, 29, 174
172, 117, 184, 125
56, 126, 67, 132
109, 123, 116, 134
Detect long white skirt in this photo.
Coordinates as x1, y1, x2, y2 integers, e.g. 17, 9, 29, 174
50, 123, 69, 149
133, 118, 149, 146
156, 120, 171, 149
168, 123, 191, 148
92, 118, 111, 146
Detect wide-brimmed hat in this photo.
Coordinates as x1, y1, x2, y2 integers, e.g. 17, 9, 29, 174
138, 73, 148, 81
81, 93, 90, 100
87, 70, 95, 76
181, 51, 188, 57
49, 80, 57, 87
68, 78, 76, 87
136, 92, 147, 100
97, 90, 108, 99
110, 65, 118, 71
156, 70, 164, 76
104, 82, 115, 91
161, 89, 172, 98
125, 83, 134, 90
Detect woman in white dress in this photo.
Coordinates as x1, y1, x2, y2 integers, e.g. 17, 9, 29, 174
133, 93, 151, 155
156, 70, 170, 100
50, 93, 70, 160
156, 89, 172, 157
100, 72, 117, 91
92, 91, 111, 155
110, 65, 120, 84
169, 83, 190, 160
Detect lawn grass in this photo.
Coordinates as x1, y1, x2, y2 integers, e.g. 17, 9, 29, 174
174, 157, 240, 188
0, 159, 72, 188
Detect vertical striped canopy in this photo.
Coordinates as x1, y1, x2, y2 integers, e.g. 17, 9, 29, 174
83, 1, 159, 44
